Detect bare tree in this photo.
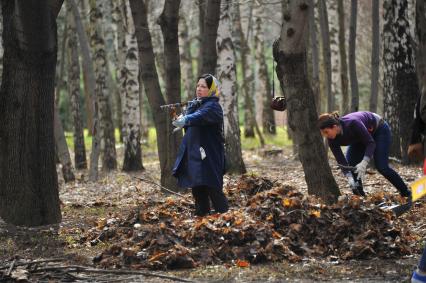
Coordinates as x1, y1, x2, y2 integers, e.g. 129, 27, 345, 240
369, 0, 380, 113
0, 0, 63, 226
129, 0, 183, 191
89, 0, 117, 170
308, 0, 320, 113
274, 1, 340, 204
349, 0, 359, 112
179, 2, 195, 100
217, 0, 246, 174
318, 0, 333, 112
383, 0, 419, 161
337, 0, 349, 114
70, 0, 101, 181
254, 1, 276, 135
120, 0, 144, 172
416, 0, 426, 93
200, 0, 221, 74
67, 0, 87, 170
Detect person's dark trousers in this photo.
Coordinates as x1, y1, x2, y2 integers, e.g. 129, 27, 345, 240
419, 246, 426, 272
346, 122, 411, 197
192, 186, 211, 216
192, 185, 229, 216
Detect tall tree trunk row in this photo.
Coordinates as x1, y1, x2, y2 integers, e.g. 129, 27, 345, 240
217, 0, 246, 174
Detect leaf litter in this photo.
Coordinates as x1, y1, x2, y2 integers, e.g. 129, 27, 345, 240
80, 174, 419, 270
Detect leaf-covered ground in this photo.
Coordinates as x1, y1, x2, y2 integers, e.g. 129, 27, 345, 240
1, 146, 426, 282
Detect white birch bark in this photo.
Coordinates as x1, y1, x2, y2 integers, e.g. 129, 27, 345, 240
89, 0, 117, 170
216, 0, 246, 174
328, 0, 340, 111
120, 0, 143, 171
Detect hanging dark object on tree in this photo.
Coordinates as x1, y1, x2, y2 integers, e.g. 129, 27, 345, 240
270, 58, 287, 111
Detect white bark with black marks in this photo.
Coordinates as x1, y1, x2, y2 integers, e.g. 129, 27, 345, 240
217, 0, 246, 174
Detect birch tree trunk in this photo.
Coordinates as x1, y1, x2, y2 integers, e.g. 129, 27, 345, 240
369, 0, 380, 113
337, 0, 349, 114
70, 0, 100, 181
275, 0, 339, 204
383, 0, 419, 161
67, 0, 87, 170
318, 0, 333, 112
179, 2, 194, 100
0, 0, 63, 226
254, 1, 276, 135
217, 0, 246, 174
328, 0, 340, 112
79, 0, 94, 136
129, 0, 181, 191
349, 0, 359, 112
120, 0, 143, 172
54, 9, 75, 183
90, 0, 117, 170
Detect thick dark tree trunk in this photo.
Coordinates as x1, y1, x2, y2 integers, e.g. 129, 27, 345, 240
383, 0, 419, 161
200, 0, 221, 74
129, 0, 180, 191
275, 0, 340, 204
158, 0, 182, 184
0, 0, 62, 226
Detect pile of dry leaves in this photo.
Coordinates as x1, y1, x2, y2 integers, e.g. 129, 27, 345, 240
79, 174, 418, 270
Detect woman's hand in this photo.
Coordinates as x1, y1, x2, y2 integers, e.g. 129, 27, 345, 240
355, 160, 368, 180
172, 115, 187, 128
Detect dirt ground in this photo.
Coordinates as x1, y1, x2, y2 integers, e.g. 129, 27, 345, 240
1, 146, 425, 282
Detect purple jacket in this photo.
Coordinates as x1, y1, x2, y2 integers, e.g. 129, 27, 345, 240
328, 111, 382, 170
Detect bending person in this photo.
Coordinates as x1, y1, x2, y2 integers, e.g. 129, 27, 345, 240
172, 74, 229, 216
318, 111, 411, 198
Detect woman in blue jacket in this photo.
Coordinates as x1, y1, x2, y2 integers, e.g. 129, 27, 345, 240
318, 111, 411, 198
172, 74, 229, 216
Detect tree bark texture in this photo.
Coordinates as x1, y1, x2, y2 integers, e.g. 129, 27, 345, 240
112, 0, 124, 143
383, 0, 419, 161
200, 0, 221, 74
90, 0, 117, 170
129, 0, 181, 191
216, 0, 246, 174
119, 0, 143, 172
178, 5, 195, 101
416, 0, 426, 94
328, 0, 340, 112
337, 0, 349, 114
318, 0, 333, 112
275, 0, 340, 204
369, 0, 380, 113
67, 0, 87, 170
158, 0, 183, 187
0, 0, 62, 226
308, 0, 320, 114
70, 0, 100, 181
254, 1, 276, 135
348, 0, 359, 112
54, 104, 75, 182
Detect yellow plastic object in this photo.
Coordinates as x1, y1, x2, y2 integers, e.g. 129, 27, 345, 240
410, 176, 426, 201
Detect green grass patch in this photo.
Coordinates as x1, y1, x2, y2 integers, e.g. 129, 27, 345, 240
240, 126, 292, 150
65, 126, 292, 154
